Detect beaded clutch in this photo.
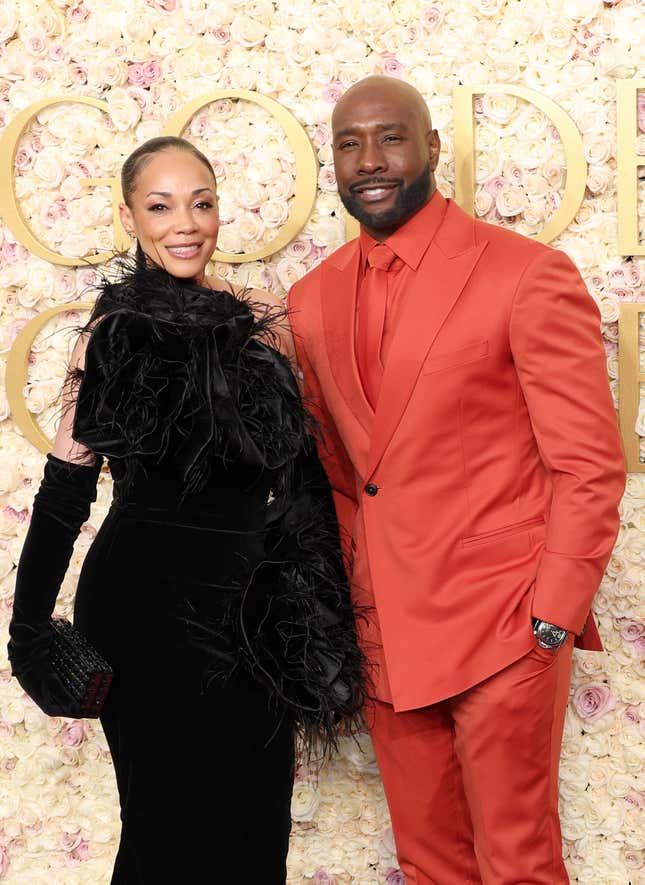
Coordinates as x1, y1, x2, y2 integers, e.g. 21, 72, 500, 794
50, 618, 113, 718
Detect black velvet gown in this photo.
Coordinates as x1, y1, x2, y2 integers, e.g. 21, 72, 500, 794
70, 266, 363, 884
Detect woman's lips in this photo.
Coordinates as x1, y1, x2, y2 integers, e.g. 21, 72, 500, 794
165, 244, 202, 259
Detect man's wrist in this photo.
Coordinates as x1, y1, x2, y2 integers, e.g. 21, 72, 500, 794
532, 617, 568, 650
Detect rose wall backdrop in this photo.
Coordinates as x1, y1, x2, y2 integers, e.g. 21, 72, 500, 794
0, 0, 643, 882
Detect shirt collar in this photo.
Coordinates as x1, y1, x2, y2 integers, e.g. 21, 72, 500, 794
359, 190, 447, 270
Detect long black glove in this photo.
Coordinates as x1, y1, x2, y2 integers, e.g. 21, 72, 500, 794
8, 453, 102, 715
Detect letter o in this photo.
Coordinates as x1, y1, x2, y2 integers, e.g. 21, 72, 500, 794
162, 90, 318, 263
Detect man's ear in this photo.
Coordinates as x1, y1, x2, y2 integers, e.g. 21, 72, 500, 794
427, 130, 441, 172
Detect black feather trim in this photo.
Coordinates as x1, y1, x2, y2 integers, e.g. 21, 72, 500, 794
72, 261, 309, 494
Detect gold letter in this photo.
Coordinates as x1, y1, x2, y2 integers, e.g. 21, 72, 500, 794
0, 97, 128, 266
162, 90, 318, 263
618, 303, 645, 473
617, 79, 645, 257
453, 85, 587, 244
6, 303, 93, 453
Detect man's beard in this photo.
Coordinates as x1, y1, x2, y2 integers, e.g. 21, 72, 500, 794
339, 163, 432, 232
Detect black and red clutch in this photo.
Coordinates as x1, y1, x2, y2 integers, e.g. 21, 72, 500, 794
50, 618, 113, 718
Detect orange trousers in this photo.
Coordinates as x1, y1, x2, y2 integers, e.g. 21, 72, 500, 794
368, 637, 574, 884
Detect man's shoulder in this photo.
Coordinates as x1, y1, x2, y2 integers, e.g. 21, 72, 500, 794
289, 239, 358, 300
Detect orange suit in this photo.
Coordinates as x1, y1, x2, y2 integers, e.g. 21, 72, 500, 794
288, 192, 625, 883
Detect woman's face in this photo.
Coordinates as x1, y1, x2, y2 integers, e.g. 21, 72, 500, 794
119, 149, 219, 283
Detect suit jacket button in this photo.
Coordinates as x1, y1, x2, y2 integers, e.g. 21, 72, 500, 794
364, 483, 378, 497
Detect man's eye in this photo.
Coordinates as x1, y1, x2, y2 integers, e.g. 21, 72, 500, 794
384, 135, 401, 143
339, 141, 358, 150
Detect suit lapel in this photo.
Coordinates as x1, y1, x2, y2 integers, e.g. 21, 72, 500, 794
321, 244, 374, 435
367, 215, 487, 478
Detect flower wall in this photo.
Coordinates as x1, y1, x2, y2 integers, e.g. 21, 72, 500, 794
0, 0, 643, 882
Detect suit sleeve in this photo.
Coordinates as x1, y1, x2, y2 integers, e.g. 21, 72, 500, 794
509, 248, 626, 634
287, 281, 358, 560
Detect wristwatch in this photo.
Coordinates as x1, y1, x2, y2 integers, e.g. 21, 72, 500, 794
532, 618, 568, 650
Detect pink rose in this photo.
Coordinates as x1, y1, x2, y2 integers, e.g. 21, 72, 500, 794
3, 506, 28, 523
127, 63, 147, 87
618, 618, 644, 642
26, 33, 47, 56
49, 44, 66, 63
206, 27, 230, 44
127, 86, 150, 111
625, 790, 645, 810
2, 242, 28, 263
322, 82, 343, 104
634, 636, 645, 657
68, 160, 92, 178
314, 872, 337, 885
573, 681, 616, 722
61, 721, 86, 747
624, 706, 641, 725
68, 63, 88, 85
380, 54, 404, 78
142, 60, 161, 85
68, 4, 90, 21
483, 175, 505, 196
386, 870, 405, 884
71, 840, 90, 862
422, 6, 443, 27
0, 846, 9, 876
14, 147, 33, 171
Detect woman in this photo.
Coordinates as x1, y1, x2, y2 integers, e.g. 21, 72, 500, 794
7, 136, 364, 883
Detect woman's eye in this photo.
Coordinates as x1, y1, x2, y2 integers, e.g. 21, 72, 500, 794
147, 204, 167, 212
195, 201, 214, 210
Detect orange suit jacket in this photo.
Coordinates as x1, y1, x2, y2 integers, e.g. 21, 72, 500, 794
288, 193, 626, 711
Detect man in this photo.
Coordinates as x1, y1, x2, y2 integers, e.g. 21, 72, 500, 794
287, 76, 626, 884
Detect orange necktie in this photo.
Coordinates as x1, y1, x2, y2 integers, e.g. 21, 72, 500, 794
357, 242, 396, 408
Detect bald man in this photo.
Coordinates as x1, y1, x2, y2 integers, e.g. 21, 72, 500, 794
287, 76, 625, 883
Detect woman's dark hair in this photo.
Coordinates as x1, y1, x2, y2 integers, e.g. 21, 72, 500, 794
121, 136, 216, 207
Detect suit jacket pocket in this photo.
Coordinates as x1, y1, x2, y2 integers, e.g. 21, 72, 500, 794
422, 340, 489, 375
462, 515, 545, 547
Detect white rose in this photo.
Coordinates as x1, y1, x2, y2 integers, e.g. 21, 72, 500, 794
275, 258, 305, 290
495, 185, 526, 217
481, 92, 517, 124
215, 225, 243, 254
235, 179, 265, 210
58, 232, 94, 260
583, 134, 612, 165
562, 0, 603, 24
266, 173, 294, 202
26, 262, 56, 301
290, 779, 321, 822
106, 88, 141, 133
230, 14, 267, 47
470, 0, 506, 16
474, 189, 494, 215
32, 153, 64, 189
237, 213, 266, 244
0, 3, 17, 42
259, 199, 289, 228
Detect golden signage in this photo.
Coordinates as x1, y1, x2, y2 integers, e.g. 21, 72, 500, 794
1, 83, 643, 463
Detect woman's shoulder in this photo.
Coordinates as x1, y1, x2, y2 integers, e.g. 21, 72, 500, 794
206, 276, 295, 365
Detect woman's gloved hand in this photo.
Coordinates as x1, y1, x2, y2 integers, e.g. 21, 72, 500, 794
8, 453, 101, 716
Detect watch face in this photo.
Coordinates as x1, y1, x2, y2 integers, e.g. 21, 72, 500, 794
537, 622, 568, 648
